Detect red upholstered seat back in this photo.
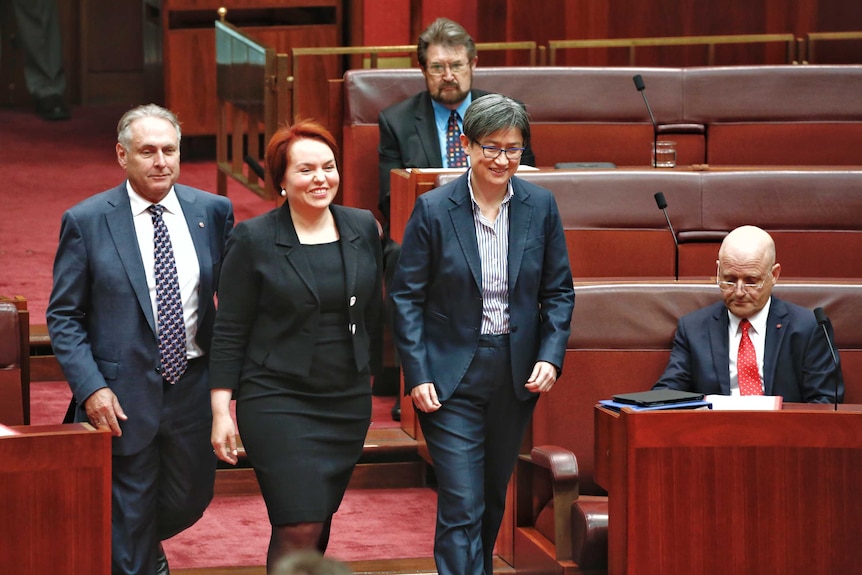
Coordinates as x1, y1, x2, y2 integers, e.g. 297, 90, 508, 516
683, 66, 862, 165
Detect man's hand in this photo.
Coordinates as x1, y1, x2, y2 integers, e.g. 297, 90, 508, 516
411, 382, 442, 413
524, 361, 558, 393
84, 388, 128, 436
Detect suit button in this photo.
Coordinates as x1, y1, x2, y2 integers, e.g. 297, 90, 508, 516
155, 366, 162, 374
350, 323, 356, 334
511, 326, 519, 333
349, 296, 357, 307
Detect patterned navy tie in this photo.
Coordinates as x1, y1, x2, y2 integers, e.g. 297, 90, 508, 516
148, 204, 187, 384
446, 110, 468, 168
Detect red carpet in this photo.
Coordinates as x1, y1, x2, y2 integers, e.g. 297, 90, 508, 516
162, 488, 436, 569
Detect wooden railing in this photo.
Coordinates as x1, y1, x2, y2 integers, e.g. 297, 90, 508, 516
547, 33, 798, 66
214, 17, 289, 200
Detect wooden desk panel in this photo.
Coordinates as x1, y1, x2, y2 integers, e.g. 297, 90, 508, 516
596, 406, 862, 575
0, 424, 111, 574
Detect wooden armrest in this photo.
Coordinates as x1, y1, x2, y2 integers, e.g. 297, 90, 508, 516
530, 444, 579, 483
529, 445, 579, 560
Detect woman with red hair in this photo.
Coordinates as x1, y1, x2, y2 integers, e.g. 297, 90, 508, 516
209, 120, 383, 570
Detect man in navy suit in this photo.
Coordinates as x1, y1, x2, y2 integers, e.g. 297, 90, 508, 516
390, 94, 574, 575
654, 225, 843, 403
47, 104, 234, 574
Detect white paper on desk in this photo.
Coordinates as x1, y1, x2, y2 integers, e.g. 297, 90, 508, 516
0, 424, 19, 436
706, 395, 783, 411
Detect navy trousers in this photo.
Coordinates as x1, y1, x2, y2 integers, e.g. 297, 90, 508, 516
110, 358, 216, 575
418, 335, 537, 575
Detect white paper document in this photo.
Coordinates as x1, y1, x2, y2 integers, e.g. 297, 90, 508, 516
705, 394, 783, 411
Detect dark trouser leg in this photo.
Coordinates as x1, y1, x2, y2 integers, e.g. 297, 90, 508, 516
157, 359, 216, 540
111, 446, 160, 575
480, 370, 536, 575
419, 335, 534, 575
11, 0, 66, 98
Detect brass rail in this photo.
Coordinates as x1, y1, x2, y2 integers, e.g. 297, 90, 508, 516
548, 33, 797, 66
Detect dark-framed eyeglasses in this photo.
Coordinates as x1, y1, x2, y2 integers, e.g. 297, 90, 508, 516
479, 145, 525, 160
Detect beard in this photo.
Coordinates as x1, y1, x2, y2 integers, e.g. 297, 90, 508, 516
430, 80, 471, 106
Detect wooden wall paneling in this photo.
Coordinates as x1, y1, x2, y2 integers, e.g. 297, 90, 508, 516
80, 0, 145, 105
811, 1, 862, 63
161, 0, 342, 136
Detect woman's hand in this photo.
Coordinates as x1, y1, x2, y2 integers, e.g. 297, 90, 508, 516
524, 361, 558, 393
211, 388, 239, 465
411, 382, 442, 413
211, 412, 239, 465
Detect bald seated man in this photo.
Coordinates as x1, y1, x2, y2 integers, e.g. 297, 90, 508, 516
653, 225, 843, 403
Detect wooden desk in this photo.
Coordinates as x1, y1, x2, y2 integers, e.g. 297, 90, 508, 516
0, 424, 111, 574
595, 405, 862, 575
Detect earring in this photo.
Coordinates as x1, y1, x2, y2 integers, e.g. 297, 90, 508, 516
280, 189, 286, 197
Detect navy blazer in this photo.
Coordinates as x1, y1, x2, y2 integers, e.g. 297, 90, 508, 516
654, 297, 844, 403
377, 88, 537, 221
390, 171, 574, 402
47, 183, 234, 454
208, 203, 384, 388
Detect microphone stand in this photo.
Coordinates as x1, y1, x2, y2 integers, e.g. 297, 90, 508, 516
641, 93, 658, 168
654, 192, 679, 281
814, 307, 841, 411
634, 75, 658, 168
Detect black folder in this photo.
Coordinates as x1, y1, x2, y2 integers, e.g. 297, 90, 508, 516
612, 389, 704, 407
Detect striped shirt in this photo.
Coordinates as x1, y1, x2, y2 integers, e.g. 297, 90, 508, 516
468, 175, 513, 335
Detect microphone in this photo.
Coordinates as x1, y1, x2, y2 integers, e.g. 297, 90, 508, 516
814, 307, 841, 410
633, 74, 659, 168
653, 192, 678, 281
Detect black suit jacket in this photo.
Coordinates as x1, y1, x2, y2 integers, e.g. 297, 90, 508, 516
377, 88, 537, 222
653, 297, 844, 403
209, 203, 384, 388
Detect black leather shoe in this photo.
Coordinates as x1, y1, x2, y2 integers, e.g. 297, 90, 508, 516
34, 94, 71, 121
156, 543, 170, 575
391, 402, 401, 422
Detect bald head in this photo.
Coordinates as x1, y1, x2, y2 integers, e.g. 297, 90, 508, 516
718, 225, 776, 266
716, 226, 780, 319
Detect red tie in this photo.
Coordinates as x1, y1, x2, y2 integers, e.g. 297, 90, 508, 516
738, 319, 763, 396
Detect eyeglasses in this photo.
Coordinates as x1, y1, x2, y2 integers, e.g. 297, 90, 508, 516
716, 269, 772, 292
479, 145, 526, 160
426, 61, 468, 76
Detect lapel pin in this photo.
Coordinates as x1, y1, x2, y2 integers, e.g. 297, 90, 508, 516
199, 222, 205, 228
776, 323, 782, 329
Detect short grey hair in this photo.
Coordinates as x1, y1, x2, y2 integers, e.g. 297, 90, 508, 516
417, 18, 476, 68
117, 104, 182, 150
462, 93, 531, 146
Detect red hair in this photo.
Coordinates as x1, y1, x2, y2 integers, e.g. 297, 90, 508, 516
265, 120, 339, 189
